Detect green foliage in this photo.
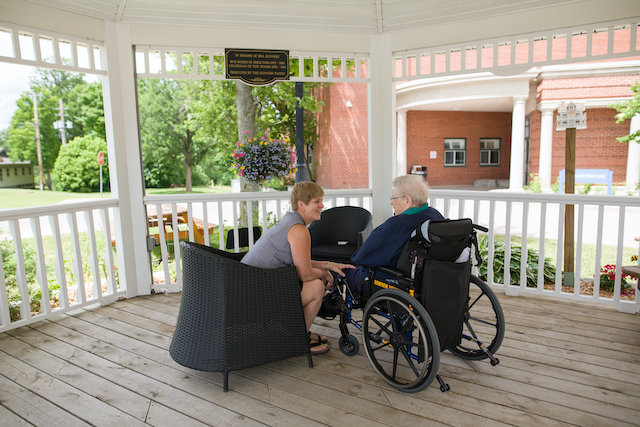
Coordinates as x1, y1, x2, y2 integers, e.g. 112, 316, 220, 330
476, 234, 556, 287
52, 135, 109, 192
524, 173, 542, 193
5, 68, 104, 189
138, 78, 215, 189
1, 238, 42, 321
610, 77, 640, 143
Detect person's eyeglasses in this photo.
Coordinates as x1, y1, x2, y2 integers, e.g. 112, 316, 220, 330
390, 195, 404, 201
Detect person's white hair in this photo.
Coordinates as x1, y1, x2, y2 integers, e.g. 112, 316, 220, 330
392, 175, 430, 206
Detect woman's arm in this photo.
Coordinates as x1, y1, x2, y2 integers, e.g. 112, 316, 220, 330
288, 224, 328, 282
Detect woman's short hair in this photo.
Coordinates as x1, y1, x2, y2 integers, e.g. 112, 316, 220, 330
392, 175, 430, 206
290, 181, 324, 210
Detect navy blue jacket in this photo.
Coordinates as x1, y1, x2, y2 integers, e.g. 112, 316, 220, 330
351, 205, 444, 268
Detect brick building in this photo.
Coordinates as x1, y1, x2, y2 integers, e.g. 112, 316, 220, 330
314, 55, 640, 191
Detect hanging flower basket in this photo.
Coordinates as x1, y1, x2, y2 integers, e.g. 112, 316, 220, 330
231, 128, 297, 184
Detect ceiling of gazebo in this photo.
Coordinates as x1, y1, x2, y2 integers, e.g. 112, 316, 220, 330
18, 0, 640, 39
12, 1, 557, 33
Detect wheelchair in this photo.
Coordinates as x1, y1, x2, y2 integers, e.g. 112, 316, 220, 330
319, 218, 505, 393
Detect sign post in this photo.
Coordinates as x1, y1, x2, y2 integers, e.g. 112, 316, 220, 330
98, 151, 104, 198
556, 102, 586, 287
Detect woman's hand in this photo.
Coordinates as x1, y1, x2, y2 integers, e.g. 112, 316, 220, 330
322, 261, 355, 277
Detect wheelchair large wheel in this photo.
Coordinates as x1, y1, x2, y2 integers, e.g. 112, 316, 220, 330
362, 289, 440, 393
448, 275, 505, 361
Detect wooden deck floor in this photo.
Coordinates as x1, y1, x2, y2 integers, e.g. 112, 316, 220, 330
1, 291, 639, 426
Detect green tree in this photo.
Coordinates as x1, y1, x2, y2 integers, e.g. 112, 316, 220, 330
52, 135, 109, 192
138, 78, 214, 191
611, 78, 640, 143
5, 68, 99, 189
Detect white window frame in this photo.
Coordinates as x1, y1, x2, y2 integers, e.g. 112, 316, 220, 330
480, 138, 501, 166
444, 138, 466, 167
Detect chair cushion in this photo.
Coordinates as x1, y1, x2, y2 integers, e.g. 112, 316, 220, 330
311, 243, 357, 263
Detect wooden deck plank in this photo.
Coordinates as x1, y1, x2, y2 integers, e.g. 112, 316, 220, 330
31, 316, 327, 426
0, 344, 148, 426
0, 373, 91, 427
1, 290, 639, 426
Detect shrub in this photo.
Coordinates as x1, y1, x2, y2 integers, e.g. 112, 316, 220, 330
477, 234, 556, 287
0, 237, 55, 321
53, 135, 109, 192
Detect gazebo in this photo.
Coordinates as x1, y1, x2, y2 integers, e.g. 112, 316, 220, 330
1, 2, 640, 423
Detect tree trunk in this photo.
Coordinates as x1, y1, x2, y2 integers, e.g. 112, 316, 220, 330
46, 169, 52, 190
236, 82, 260, 227
236, 82, 257, 142
184, 159, 192, 192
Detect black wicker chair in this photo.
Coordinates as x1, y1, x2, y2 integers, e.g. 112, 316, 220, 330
169, 241, 312, 391
309, 206, 373, 263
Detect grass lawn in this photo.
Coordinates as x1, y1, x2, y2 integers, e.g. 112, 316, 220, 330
0, 185, 232, 209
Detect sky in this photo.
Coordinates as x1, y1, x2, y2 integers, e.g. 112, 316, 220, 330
0, 62, 33, 131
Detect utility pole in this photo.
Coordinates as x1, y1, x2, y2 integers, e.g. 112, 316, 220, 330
32, 92, 44, 191
58, 99, 67, 145
54, 98, 72, 145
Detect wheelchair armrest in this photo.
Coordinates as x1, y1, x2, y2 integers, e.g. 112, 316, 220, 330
373, 266, 405, 279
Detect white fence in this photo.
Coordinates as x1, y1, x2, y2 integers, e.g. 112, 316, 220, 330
1, 188, 639, 332
429, 189, 640, 313
0, 199, 122, 333
144, 189, 372, 293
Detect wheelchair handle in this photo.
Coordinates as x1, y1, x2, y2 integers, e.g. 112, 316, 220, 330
473, 224, 489, 233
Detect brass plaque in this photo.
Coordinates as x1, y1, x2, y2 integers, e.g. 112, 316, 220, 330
225, 48, 290, 86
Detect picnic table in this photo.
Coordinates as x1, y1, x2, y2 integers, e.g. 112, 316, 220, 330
146, 205, 216, 245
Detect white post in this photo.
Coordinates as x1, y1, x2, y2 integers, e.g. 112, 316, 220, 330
539, 104, 555, 192
368, 34, 395, 226
101, 22, 151, 297
626, 114, 640, 190
397, 109, 407, 177
509, 97, 527, 191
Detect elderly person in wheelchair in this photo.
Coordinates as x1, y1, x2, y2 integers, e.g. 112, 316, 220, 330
319, 174, 504, 393
342, 174, 444, 288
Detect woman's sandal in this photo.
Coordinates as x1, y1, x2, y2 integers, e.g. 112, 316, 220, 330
309, 332, 328, 343
309, 340, 329, 355
309, 332, 329, 355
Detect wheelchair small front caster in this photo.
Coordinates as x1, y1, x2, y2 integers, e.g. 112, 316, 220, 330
339, 334, 360, 356
436, 374, 450, 392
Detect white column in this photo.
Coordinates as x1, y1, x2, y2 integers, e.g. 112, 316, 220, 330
397, 109, 407, 176
539, 105, 555, 192
509, 97, 527, 191
368, 34, 395, 226
626, 114, 640, 189
102, 22, 151, 297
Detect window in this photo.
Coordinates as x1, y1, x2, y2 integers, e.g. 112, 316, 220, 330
444, 138, 466, 166
0, 169, 3, 181
480, 138, 500, 166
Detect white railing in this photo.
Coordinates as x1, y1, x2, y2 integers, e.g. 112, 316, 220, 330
0, 199, 122, 332
144, 188, 640, 313
143, 189, 372, 292
2, 188, 638, 333
429, 189, 640, 313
